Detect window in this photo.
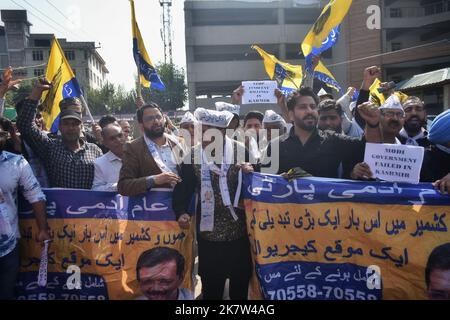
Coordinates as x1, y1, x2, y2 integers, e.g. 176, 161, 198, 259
34, 68, 44, 77
15, 70, 27, 77
84, 50, 88, 60
85, 68, 89, 78
34, 39, 51, 47
391, 42, 402, 51
390, 8, 402, 18
65, 50, 75, 61
32, 50, 43, 61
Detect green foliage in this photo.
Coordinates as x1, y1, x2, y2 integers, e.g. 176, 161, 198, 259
3, 63, 187, 116
141, 62, 187, 111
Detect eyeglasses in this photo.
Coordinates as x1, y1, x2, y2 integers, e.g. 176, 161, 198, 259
143, 115, 163, 122
381, 111, 405, 119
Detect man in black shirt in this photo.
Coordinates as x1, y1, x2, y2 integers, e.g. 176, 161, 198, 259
275, 87, 381, 178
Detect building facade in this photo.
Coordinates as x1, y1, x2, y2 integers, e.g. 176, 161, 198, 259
346, 0, 450, 113
0, 10, 108, 92
184, 0, 348, 113
185, 0, 450, 113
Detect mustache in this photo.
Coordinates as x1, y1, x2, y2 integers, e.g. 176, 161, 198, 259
302, 115, 317, 121
388, 120, 400, 126
147, 290, 168, 296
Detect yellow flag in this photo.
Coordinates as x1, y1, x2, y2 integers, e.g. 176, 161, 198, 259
41, 37, 82, 133
314, 61, 342, 92
252, 45, 303, 93
130, 0, 165, 90
301, 0, 353, 65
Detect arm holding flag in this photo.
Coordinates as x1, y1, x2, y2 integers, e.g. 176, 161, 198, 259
16, 79, 54, 161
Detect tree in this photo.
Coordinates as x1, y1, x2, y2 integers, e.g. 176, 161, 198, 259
85, 82, 137, 116
4, 82, 32, 107
141, 62, 187, 111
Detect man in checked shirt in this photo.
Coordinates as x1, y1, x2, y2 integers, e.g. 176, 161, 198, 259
15, 79, 103, 189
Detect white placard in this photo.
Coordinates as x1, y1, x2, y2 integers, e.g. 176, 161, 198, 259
364, 143, 424, 184
242, 81, 277, 105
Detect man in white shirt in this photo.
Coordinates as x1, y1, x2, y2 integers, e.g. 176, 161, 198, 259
1, 125, 50, 299
92, 124, 126, 191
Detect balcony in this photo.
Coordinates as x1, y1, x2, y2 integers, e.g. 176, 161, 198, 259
383, 1, 450, 28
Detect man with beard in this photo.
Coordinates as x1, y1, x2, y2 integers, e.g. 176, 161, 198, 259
350, 94, 412, 180
317, 99, 343, 133
135, 247, 193, 300
118, 102, 184, 196
15, 79, 102, 189
277, 87, 382, 178
398, 96, 430, 147
173, 108, 254, 300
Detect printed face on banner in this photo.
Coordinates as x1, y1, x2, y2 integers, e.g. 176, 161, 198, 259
138, 259, 183, 300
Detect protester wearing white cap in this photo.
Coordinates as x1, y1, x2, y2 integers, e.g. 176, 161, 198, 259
378, 94, 405, 145
263, 110, 288, 142
173, 107, 254, 300
179, 111, 199, 149
317, 88, 333, 101
215, 102, 240, 130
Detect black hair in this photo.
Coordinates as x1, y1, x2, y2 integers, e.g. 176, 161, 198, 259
425, 242, 450, 288
243, 111, 264, 127
136, 102, 163, 124
136, 247, 185, 282
0, 116, 13, 132
287, 87, 319, 111
318, 99, 343, 116
98, 115, 117, 129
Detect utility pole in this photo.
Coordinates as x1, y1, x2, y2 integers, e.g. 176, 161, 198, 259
160, 0, 173, 64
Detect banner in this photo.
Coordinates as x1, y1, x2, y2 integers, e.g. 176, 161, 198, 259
244, 173, 450, 300
17, 189, 194, 300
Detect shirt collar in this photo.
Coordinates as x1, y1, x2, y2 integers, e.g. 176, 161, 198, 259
144, 134, 170, 148
399, 127, 427, 141
0, 150, 15, 161
287, 126, 320, 145
105, 150, 122, 162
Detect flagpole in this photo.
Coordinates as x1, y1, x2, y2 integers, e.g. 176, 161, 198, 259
136, 68, 142, 98
79, 94, 95, 124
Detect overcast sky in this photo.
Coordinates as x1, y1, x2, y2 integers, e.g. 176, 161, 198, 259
1, 0, 186, 90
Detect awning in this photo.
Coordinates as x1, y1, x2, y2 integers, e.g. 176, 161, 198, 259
396, 68, 450, 91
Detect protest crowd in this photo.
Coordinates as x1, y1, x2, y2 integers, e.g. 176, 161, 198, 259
0, 0, 449, 302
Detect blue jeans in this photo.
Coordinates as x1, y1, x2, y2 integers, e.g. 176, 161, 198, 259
0, 244, 20, 300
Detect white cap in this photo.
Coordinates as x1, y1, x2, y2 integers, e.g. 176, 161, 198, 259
263, 110, 284, 124
318, 88, 332, 98
180, 111, 197, 125
215, 102, 240, 116
380, 94, 403, 111
194, 108, 234, 128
